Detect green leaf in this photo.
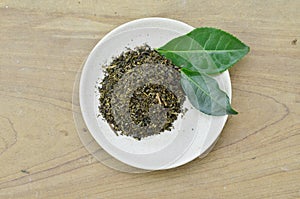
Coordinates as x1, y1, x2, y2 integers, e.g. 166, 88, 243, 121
156, 27, 249, 74
180, 68, 238, 116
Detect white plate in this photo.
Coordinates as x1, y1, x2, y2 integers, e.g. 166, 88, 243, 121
79, 18, 231, 170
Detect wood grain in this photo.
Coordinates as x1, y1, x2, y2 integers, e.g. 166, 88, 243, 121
0, 0, 299, 198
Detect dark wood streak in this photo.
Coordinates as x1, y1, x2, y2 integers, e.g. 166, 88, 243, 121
0, 142, 104, 189
214, 87, 290, 151
0, 87, 73, 104
187, 137, 299, 177
0, 127, 99, 181
0, 154, 93, 189
5, 65, 79, 74
0, 93, 73, 112
267, 128, 300, 144
0, 145, 84, 181
233, 78, 296, 93
0, 136, 7, 152
0, 116, 18, 156
226, 167, 300, 187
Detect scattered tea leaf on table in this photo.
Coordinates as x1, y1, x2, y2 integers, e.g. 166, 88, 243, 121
156, 27, 249, 74
180, 68, 238, 116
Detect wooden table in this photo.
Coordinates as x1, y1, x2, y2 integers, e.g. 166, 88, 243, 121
0, 0, 299, 198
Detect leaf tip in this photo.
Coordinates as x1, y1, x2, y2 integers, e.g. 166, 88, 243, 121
246, 45, 250, 53
227, 107, 238, 115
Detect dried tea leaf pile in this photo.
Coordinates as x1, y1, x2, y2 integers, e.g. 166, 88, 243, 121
99, 45, 185, 140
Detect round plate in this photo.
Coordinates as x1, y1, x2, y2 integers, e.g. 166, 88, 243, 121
79, 18, 231, 170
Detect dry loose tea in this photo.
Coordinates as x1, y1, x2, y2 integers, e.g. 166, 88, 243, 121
98, 45, 185, 140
